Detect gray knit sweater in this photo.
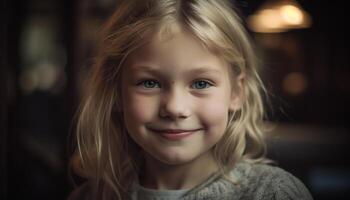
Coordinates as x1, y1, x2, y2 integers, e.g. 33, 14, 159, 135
69, 162, 313, 200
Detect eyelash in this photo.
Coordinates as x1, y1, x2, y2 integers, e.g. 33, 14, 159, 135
136, 79, 214, 90
136, 80, 161, 89
192, 80, 214, 89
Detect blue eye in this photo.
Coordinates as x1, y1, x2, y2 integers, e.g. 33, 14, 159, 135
192, 80, 212, 89
138, 80, 161, 88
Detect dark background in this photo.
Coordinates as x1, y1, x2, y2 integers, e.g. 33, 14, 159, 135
1, 0, 349, 199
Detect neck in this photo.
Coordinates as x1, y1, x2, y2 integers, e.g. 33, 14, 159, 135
139, 151, 219, 190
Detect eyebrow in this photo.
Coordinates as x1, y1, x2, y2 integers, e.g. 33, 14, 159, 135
130, 65, 222, 76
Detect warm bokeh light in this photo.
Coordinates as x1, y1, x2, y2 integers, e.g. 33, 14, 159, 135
247, 10, 286, 33
280, 5, 304, 25
260, 9, 284, 29
247, 0, 312, 33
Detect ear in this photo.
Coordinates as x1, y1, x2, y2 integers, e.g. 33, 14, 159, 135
229, 72, 245, 112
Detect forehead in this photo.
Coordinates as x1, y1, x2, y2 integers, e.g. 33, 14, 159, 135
126, 24, 230, 74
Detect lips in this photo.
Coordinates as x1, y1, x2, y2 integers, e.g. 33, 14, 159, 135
150, 128, 201, 134
149, 128, 202, 140
154, 129, 193, 134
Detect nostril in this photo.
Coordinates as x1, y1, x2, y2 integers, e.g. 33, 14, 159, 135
159, 103, 190, 118
158, 89, 191, 119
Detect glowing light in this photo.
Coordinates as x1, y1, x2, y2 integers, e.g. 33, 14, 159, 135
280, 5, 304, 25
247, 9, 286, 33
260, 9, 284, 29
247, 0, 312, 33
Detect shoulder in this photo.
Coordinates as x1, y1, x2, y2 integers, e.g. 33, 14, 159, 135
231, 161, 314, 200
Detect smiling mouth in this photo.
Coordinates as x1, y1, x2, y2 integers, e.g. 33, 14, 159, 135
149, 128, 202, 134
149, 128, 202, 140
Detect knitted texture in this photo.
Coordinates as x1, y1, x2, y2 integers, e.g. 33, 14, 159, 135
179, 162, 313, 200
69, 162, 313, 200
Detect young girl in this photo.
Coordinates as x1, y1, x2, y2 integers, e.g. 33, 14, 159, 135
69, 0, 313, 199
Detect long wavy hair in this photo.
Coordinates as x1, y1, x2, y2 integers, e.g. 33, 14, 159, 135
71, 0, 272, 198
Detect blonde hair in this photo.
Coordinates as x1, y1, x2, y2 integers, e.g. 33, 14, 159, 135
72, 0, 272, 198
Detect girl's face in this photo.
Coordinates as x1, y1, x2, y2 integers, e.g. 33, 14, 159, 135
121, 26, 243, 166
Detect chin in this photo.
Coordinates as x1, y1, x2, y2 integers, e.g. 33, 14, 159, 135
152, 151, 198, 166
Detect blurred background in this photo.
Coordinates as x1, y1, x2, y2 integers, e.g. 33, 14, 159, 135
1, 0, 349, 199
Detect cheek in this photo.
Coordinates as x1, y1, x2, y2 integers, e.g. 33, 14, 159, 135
196, 93, 230, 130
204, 104, 228, 126
123, 92, 158, 123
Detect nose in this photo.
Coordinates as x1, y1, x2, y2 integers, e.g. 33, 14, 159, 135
159, 88, 191, 119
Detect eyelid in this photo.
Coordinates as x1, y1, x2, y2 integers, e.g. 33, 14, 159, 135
192, 79, 215, 85
189, 79, 214, 90
136, 79, 161, 88
135, 78, 215, 89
